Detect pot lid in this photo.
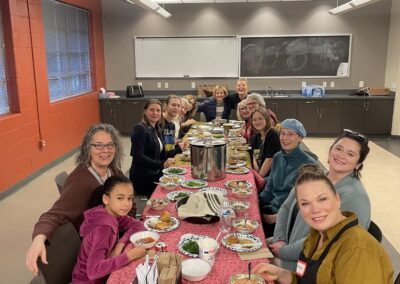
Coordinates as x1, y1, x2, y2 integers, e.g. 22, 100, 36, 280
190, 138, 226, 147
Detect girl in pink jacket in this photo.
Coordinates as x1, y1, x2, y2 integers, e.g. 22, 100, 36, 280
72, 176, 146, 283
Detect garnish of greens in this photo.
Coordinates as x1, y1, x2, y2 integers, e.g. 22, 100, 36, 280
186, 180, 203, 187
182, 240, 199, 255
174, 192, 188, 201
167, 168, 184, 174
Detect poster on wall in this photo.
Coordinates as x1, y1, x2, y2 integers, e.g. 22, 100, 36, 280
240, 35, 351, 78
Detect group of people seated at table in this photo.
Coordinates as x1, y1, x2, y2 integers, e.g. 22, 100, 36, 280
25, 79, 394, 283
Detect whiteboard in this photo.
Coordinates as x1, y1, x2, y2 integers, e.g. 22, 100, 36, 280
134, 37, 239, 78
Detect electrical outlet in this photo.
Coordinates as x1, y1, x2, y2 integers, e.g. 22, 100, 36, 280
191, 82, 196, 89
157, 82, 161, 89
322, 82, 327, 88
359, 81, 364, 88
391, 82, 397, 89
330, 81, 335, 88
302, 81, 307, 87
164, 82, 169, 89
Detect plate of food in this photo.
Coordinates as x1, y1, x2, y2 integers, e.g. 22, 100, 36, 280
144, 211, 179, 233
226, 167, 250, 175
199, 187, 227, 196
159, 174, 184, 184
130, 231, 160, 249
232, 219, 259, 234
229, 274, 266, 284
225, 180, 252, 191
232, 187, 253, 199
226, 159, 247, 169
162, 167, 187, 175
222, 233, 262, 252
181, 179, 208, 189
167, 190, 192, 202
146, 198, 170, 211
230, 200, 250, 214
178, 235, 206, 257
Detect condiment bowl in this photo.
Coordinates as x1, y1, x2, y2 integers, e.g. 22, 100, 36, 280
230, 200, 250, 214
232, 219, 259, 234
182, 258, 211, 281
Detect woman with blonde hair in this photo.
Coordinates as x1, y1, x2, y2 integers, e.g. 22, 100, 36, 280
197, 85, 228, 122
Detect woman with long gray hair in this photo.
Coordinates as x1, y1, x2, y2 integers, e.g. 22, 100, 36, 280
26, 123, 125, 275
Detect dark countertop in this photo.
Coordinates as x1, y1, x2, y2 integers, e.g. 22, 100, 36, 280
98, 90, 395, 101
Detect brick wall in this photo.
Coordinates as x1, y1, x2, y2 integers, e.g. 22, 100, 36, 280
0, 0, 105, 193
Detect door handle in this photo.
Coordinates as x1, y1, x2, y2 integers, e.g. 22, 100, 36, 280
319, 108, 323, 119
306, 101, 315, 104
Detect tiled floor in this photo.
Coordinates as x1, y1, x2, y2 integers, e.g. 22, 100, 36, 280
0, 136, 399, 283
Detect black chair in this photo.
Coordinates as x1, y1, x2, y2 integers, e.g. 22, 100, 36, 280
394, 272, 400, 284
368, 220, 383, 243
30, 223, 81, 284
54, 171, 69, 194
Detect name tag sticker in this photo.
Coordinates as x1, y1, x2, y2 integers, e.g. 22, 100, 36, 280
296, 260, 307, 277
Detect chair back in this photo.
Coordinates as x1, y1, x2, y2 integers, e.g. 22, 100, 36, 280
55, 171, 69, 194
368, 220, 383, 243
394, 273, 400, 284
35, 223, 81, 284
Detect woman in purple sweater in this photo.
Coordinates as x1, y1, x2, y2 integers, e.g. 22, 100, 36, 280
72, 176, 146, 283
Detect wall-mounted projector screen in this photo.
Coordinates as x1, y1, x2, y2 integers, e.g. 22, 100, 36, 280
134, 36, 239, 78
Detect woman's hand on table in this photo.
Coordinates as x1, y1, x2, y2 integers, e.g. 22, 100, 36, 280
109, 242, 125, 258
26, 234, 47, 275
252, 263, 292, 284
126, 247, 146, 262
164, 158, 176, 168
178, 140, 189, 151
262, 214, 277, 224
268, 240, 286, 257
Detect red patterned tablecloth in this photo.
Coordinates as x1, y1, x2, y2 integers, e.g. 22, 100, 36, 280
107, 166, 269, 284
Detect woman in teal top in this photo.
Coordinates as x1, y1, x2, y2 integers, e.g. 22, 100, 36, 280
269, 129, 372, 271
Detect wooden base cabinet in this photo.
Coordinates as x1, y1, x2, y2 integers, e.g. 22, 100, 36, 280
123, 101, 147, 134
297, 99, 342, 135
99, 100, 124, 133
342, 99, 394, 135
265, 99, 298, 122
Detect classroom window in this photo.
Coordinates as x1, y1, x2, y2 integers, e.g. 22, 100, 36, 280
42, 0, 92, 102
0, 3, 9, 115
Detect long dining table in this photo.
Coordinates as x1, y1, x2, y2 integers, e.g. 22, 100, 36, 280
107, 164, 270, 284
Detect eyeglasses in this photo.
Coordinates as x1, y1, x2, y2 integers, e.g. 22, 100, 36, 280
90, 142, 116, 150
342, 129, 369, 144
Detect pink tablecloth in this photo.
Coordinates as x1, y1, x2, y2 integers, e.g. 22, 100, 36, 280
107, 166, 269, 284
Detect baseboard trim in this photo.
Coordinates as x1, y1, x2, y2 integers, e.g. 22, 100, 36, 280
0, 147, 79, 201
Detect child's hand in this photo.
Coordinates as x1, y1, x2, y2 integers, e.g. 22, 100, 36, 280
109, 242, 125, 257
126, 247, 146, 261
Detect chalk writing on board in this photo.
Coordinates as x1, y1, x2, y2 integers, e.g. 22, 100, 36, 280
240, 35, 351, 77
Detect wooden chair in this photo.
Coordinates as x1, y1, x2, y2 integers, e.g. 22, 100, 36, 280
368, 220, 383, 243
54, 171, 69, 194
30, 223, 81, 284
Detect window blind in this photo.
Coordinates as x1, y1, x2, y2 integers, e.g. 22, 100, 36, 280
42, 0, 91, 102
0, 4, 9, 115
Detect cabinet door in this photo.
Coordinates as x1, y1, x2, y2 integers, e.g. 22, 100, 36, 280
341, 100, 365, 133
297, 100, 319, 134
318, 100, 342, 135
99, 100, 124, 133
364, 100, 394, 135
269, 99, 298, 121
123, 100, 147, 134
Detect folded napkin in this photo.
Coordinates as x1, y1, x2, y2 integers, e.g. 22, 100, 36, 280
177, 192, 224, 218
157, 252, 182, 284
238, 247, 274, 260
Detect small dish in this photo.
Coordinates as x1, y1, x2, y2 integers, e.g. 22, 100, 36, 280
159, 182, 179, 191
225, 180, 252, 191
146, 198, 170, 211
229, 273, 266, 284
232, 187, 253, 199
159, 174, 184, 184
181, 179, 208, 189
182, 258, 211, 282
230, 200, 250, 213
162, 167, 187, 175
232, 219, 259, 234
130, 231, 159, 249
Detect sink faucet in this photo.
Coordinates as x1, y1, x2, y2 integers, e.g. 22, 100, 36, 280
266, 86, 274, 96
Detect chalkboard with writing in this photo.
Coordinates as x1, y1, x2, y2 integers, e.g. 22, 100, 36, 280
240, 35, 351, 78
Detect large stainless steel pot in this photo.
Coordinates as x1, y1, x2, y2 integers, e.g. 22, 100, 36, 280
190, 138, 227, 181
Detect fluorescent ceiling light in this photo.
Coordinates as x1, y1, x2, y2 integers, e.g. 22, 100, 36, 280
156, 7, 172, 17
329, 0, 381, 15
154, 0, 182, 3
139, 0, 160, 10
182, 0, 213, 2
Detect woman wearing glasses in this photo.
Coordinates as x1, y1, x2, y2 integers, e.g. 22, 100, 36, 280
26, 123, 124, 275
268, 130, 372, 271
253, 166, 393, 283
247, 93, 278, 127
129, 99, 176, 198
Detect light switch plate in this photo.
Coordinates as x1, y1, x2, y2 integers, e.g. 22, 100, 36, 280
322, 82, 327, 88
302, 81, 307, 87
164, 82, 169, 89
191, 82, 196, 89
391, 82, 397, 89
330, 81, 335, 88
359, 81, 364, 88
157, 82, 161, 89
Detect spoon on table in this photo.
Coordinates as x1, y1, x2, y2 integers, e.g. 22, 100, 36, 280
248, 261, 252, 280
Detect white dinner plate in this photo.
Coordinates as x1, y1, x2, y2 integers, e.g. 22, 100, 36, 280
199, 187, 227, 196
222, 233, 262, 252
167, 190, 192, 202
144, 216, 180, 233
181, 179, 208, 189
226, 161, 246, 169
162, 167, 187, 175
226, 167, 250, 175
224, 180, 252, 190
178, 235, 208, 258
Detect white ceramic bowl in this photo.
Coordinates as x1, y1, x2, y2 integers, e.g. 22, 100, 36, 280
232, 219, 259, 234
160, 182, 179, 191
232, 187, 252, 199
146, 198, 170, 210
182, 258, 211, 282
130, 231, 160, 249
